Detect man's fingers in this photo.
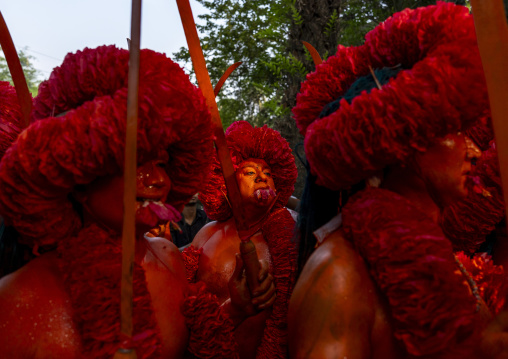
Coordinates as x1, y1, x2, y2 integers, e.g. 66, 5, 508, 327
251, 281, 276, 306
255, 289, 277, 311
252, 273, 274, 297
258, 259, 270, 282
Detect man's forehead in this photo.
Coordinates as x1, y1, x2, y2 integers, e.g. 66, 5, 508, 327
239, 158, 270, 169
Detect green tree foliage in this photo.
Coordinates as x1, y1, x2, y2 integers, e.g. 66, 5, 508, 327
0, 47, 41, 96
175, 0, 475, 195
174, 0, 294, 129
175, 0, 472, 130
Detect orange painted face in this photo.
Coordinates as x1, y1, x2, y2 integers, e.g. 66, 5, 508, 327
78, 158, 173, 235
235, 158, 277, 207
414, 133, 481, 208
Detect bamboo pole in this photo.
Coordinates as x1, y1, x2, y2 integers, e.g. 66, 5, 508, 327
114, 0, 141, 357
302, 41, 322, 67
469, 0, 508, 224
214, 62, 243, 96
176, 0, 261, 293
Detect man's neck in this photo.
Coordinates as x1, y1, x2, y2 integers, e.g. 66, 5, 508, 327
182, 205, 197, 225
381, 166, 440, 224
239, 201, 274, 232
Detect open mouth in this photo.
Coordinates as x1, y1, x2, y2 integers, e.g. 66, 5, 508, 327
253, 188, 276, 200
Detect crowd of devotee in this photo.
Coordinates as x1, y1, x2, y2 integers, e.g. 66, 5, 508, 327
1, 1, 508, 358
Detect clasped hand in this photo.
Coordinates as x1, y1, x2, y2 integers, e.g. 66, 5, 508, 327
228, 253, 276, 318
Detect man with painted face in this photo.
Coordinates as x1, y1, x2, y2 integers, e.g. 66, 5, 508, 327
288, 3, 508, 358
0, 45, 213, 358
181, 120, 298, 358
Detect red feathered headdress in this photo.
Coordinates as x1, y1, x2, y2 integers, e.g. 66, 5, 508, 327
293, 2, 489, 190
0, 81, 24, 161
0, 45, 213, 248
200, 121, 297, 221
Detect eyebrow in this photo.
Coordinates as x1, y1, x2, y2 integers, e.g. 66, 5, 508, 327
240, 163, 271, 170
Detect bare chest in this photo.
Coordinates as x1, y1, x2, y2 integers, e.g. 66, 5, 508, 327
196, 226, 271, 303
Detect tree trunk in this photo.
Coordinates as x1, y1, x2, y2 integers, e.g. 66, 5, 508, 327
273, 0, 343, 198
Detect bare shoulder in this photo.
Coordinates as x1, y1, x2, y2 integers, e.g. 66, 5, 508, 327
290, 229, 373, 313
288, 229, 376, 358
143, 236, 187, 278
191, 220, 226, 249
0, 252, 81, 358
299, 229, 370, 285
0, 252, 69, 311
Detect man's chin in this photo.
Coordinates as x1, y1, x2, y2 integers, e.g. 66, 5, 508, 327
248, 197, 275, 210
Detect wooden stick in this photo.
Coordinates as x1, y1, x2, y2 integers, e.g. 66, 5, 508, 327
176, 0, 261, 293
0, 11, 32, 128
470, 0, 508, 224
214, 61, 243, 97
302, 41, 322, 67
115, 0, 141, 357
369, 66, 382, 90
176, 0, 248, 234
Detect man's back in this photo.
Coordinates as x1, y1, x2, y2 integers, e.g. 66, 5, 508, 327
288, 229, 405, 359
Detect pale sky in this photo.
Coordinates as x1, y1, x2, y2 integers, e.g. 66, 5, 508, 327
1, 0, 207, 81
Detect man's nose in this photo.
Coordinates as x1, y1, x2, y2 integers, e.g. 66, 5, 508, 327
256, 171, 268, 183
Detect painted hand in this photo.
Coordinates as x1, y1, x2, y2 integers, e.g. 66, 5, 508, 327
228, 254, 276, 318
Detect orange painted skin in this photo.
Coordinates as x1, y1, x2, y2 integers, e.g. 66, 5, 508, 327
287, 134, 505, 358
0, 160, 190, 358
289, 229, 405, 359
192, 158, 278, 359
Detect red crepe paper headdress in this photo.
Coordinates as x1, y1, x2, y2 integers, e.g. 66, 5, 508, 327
0, 81, 24, 161
293, 2, 489, 191
200, 120, 297, 221
0, 45, 213, 248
